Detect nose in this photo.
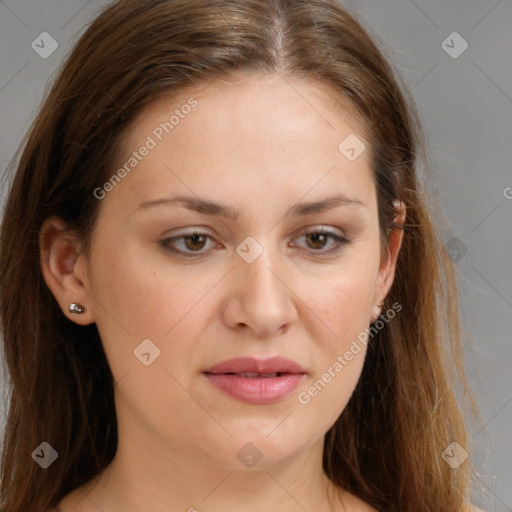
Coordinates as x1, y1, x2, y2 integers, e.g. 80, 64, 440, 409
221, 243, 299, 338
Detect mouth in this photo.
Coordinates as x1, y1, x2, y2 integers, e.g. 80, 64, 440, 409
207, 371, 291, 378
203, 356, 306, 405
204, 356, 306, 375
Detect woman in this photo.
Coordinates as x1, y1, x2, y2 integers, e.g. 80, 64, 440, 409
0, 0, 483, 511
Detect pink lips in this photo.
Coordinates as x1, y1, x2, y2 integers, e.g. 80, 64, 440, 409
204, 356, 306, 405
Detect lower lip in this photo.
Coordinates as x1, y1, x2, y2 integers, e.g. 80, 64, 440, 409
204, 373, 305, 405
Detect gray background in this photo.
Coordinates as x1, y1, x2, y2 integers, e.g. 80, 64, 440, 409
0, 0, 511, 509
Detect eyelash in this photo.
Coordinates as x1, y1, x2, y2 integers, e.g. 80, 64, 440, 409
158, 228, 351, 258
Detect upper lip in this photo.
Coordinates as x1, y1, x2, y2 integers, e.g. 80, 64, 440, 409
204, 356, 306, 375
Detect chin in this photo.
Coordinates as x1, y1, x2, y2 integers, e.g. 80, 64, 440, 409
197, 424, 319, 471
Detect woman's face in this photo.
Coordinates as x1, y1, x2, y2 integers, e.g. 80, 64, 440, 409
58, 74, 403, 469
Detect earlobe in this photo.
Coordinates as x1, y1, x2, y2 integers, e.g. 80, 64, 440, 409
39, 216, 94, 325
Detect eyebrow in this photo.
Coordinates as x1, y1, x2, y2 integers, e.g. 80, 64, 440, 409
137, 193, 366, 220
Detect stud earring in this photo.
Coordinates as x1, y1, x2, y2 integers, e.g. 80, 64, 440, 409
69, 303, 87, 314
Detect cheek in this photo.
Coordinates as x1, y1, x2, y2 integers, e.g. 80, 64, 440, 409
89, 233, 214, 337
292, 258, 377, 416
310, 274, 374, 374
87, 234, 218, 386
300, 258, 377, 347
324, 275, 373, 323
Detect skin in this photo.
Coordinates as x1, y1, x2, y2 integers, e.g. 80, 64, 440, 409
40, 73, 406, 512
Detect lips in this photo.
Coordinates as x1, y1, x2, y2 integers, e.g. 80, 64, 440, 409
224, 372, 283, 378
204, 356, 306, 405
205, 356, 305, 375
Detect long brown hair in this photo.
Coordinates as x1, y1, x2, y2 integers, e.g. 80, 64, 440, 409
0, 1, 481, 511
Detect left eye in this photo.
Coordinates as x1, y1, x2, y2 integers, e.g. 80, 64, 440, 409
291, 229, 350, 253
159, 228, 350, 257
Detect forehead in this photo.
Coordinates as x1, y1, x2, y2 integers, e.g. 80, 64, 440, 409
105, 74, 375, 216
127, 73, 368, 150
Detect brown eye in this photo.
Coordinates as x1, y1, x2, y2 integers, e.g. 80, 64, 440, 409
159, 230, 216, 257
292, 228, 350, 255
305, 232, 330, 250
183, 234, 207, 251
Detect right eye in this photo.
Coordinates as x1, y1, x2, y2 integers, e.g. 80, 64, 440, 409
159, 230, 220, 258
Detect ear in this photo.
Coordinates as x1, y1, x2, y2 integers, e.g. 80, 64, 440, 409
372, 200, 406, 314
39, 216, 95, 325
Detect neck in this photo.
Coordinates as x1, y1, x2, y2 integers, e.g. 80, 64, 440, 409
75, 426, 345, 512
